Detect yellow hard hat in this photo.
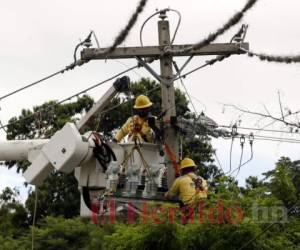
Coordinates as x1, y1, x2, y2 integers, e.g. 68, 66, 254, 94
133, 95, 153, 109
180, 157, 196, 170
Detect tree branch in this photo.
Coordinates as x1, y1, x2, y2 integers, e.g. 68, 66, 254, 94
224, 103, 300, 128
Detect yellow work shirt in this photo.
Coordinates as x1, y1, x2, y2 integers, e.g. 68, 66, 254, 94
115, 116, 155, 143
167, 173, 208, 206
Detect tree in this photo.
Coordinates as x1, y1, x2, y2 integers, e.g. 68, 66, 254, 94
263, 157, 299, 216
5, 95, 94, 220
4, 77, 217, 221
0, 187, 28, 238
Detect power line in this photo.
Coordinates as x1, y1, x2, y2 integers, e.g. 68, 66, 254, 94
98, 85, 161, 116
0, 30, 96, 102
219, 125, 300, 135
233, 134, 300, 144
0, 65, 138, 131
172, 60, 198, 116
169, 0, 258, 54
173, 54, 231, 81
105, 0, 148, 55
240, 47, 300, 64
140, 8, 181, 46
0, 61, 83, 102
0, 0, 149, 102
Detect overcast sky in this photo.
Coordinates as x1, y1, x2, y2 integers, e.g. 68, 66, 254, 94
1, 0, 300, 202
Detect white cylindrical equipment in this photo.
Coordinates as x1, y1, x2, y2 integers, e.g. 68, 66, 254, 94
0, 139, 48, 161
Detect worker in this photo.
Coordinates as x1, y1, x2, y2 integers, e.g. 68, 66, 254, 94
165, 157, 208, 207
114, 95, 155, 143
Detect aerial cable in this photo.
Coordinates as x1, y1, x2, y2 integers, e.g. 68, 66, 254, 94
231, 133, 300, 144
231, 133, 254, 176
0, 31, 96, 102
240, 47, 300, 64
172, 60, 198, 116
91, 30, 100, 49
105, 0, 149, 55
169, 0, 258, 54
219, 125, 300, 135
31, 188, 38, 250
0, 106, 7, 134
0, 0, 148, 102
173, 54, 231, 81
225, 124, 237, 174
0, 65, 139, 131
139, 8, 181, 46
235, 135, 245, 177
213, 150, 224, 173
172, 25, 247, 81
0, 64, 80, 102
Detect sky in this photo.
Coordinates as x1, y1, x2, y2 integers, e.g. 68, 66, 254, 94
1, 0, 300, 202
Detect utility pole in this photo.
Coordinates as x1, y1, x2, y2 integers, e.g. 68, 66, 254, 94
158, 12, 177, 187
80, 12, 249, 188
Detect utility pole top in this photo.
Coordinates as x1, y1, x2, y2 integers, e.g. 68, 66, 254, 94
80, 12, 250, 188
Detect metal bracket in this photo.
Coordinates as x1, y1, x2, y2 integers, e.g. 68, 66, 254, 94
135, 56, 166, 84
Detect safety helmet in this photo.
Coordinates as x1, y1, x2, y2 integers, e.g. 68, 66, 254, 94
134, 95, 153, 109
180, 157, 196, 170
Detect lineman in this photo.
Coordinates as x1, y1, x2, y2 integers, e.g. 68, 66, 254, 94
114, 95, 155, 143
165, 157, 208, 207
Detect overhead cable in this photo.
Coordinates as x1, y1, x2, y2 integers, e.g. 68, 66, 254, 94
172, 60, 198, 116
235, 135, 245, 177
1, 0, 148, 102
0, 30, 97, 102
240, 47, 300, 64
173, 54, 231, 81
140, 8, 181, 46
226, 124, 238, 174
0, 61, 83, 102
105, 0, 148, 55
230, 133, 254, 176
169, 0, 258, 54
232, 133, 300, 144
0, 65, 139, 131
219, 125, 300, 135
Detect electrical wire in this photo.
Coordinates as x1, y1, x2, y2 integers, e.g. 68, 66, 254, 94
139, 8, 181, 46
1, 0, 148, 102
232, 133, 300, 144
240, 47, 300, 64
219, 125, 300, 135
238, 202, 299, 250
105, 0, 148, 55
173, 54, 231, 81
169, 0, 258, 54
172, 60, 198, 116
235, 135, 245, 177
0, 65, 79, 102
230, 141, 253, 176
91, 30, 100, 49
0, 65, 139, 131
0, 30, 96, 102
213, 151, 224, 173
228, 137, 235, 174
31, 187, 38, 250
0, 120, 7, 133
98, 85, 161, 116
225, 125, 237, 174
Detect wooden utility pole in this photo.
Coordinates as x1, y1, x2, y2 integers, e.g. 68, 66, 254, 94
81, 12, 249, 188
157, 13, 177, 187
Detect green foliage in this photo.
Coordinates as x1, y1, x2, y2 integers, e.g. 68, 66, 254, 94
105, 223, 180, 250
0, 187, 28, 238
25, 172, 80, 222
98, 77, 190, 139
1, 78, 300, 249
